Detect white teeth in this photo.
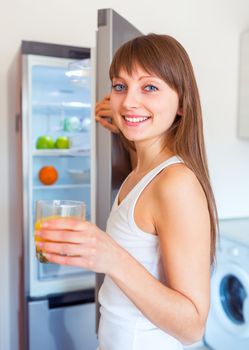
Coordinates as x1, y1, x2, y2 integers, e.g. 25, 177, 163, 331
124, 116, 149, 123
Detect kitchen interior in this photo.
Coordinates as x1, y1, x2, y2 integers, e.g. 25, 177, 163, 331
1, 1, 249, 350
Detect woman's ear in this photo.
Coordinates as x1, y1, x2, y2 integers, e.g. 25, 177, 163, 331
177, 107, 183, 116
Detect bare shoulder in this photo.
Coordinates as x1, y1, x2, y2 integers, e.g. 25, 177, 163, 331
152, 162, 210, 237
155, 162, 206, 201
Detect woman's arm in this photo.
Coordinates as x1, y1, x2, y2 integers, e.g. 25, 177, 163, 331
36, 165, 210, 345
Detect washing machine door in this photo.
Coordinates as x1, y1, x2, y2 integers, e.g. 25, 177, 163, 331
205, 259, 249, 350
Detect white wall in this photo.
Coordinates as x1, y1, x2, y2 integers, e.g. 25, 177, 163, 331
1, 0, 249, 349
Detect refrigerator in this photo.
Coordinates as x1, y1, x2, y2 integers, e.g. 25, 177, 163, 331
20, 8, 142, 350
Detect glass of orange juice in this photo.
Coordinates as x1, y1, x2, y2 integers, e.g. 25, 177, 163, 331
35, 200, 86, 263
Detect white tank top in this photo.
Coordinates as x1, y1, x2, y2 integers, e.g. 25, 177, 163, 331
98, 156, 184, 350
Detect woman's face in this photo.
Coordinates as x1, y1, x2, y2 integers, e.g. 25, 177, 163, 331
110, 65, 180, 145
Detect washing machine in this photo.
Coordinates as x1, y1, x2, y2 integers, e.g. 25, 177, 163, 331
204, 217, 249, 350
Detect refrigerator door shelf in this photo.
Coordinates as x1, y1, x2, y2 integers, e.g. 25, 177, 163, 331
33, 184, 90, 190
32, 149, 90, 157
32, 101, 91, 109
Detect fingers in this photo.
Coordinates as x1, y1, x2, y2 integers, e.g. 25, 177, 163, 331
36, 240, 96, 258
39, 218, 90, 232
95, 97, 111, 113
96, 97, 111, 107
95, 94, 120, 133
95, 108, 113, 118
95, 94, 113, 119
95, 105, 113, 119
35, 221, 100, 270
35, 220, 95, 244
35, 229, 95, 244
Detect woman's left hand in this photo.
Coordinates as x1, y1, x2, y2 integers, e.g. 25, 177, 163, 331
35, 218, 121, 274
95, 94, 120, 134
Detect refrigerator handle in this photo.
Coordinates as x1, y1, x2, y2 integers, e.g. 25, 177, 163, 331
48, 288, 94, 309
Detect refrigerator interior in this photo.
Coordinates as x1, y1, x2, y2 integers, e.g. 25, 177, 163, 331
30, 57, 92, 282
31, 60, 92, 213
22, 43, 98, 350
21, 48, 96, 297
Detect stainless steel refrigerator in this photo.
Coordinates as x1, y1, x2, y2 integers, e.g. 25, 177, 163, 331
21, 8, 141, 350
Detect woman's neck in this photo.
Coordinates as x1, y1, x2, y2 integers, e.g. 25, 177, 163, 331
133, 138, 174, 176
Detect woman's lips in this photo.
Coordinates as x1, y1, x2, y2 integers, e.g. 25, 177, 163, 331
122, 115, 151, 126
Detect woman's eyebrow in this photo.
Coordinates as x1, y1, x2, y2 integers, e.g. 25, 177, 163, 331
112, 75, 161, 81
138, 75, 159, 81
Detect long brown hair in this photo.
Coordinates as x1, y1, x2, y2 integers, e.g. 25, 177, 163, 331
109, 33, 218, 264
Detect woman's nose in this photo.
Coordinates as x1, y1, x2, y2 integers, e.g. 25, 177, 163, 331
122, 89, 140, 109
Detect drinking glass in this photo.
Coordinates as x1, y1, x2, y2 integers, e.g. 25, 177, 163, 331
35, 200, 86, 263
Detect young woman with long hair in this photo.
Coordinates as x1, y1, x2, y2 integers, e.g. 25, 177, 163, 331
36, 33, 218, 350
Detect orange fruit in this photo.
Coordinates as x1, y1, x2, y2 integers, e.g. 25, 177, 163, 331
39, 166, 58, 185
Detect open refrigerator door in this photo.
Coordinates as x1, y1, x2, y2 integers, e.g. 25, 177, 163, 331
21, 41, 97, 349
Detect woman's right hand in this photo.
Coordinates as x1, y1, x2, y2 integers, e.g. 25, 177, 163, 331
35, 218, 123, 275
95, 94, 119, 134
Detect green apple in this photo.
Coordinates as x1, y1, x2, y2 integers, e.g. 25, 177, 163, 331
55, 136, 70, 149
36, 136, 54, 149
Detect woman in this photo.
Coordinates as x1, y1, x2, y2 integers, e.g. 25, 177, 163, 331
35, 33, 218, 349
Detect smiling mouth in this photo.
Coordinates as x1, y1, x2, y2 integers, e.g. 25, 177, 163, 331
123, 115, 151, 123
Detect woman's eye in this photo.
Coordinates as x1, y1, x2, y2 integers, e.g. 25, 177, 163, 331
144, 85, 158, 92
112, 83, 126, 92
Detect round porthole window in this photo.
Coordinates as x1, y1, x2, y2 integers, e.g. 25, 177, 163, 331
220, 274, 247, 325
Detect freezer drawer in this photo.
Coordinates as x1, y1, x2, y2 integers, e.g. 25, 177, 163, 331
28, 289, 98, 350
